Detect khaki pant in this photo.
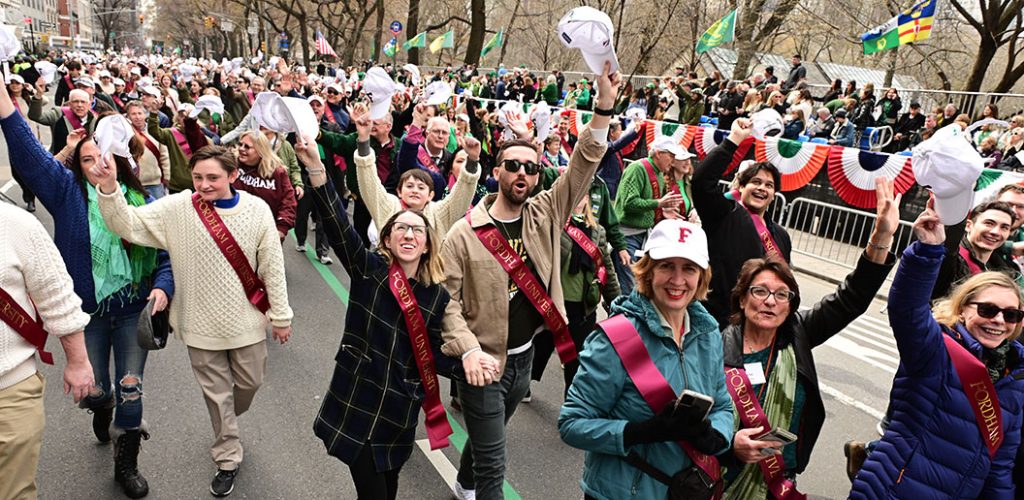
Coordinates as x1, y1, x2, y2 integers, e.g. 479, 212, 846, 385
187, 342, 267, 471
0, 372, 45, 500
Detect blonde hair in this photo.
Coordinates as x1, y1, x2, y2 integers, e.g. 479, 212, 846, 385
630, 255, 712, 302
242, 130, 285, 178
376, 210, 445, 285
933, 272, 1024, 342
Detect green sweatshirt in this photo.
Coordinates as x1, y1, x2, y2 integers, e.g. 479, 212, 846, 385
540, 168, 627, 253
614, 158, 665, 229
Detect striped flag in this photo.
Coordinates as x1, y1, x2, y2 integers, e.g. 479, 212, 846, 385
315, 29, 337, 57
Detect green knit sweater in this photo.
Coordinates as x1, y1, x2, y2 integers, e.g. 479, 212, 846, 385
614, 158, 665, 229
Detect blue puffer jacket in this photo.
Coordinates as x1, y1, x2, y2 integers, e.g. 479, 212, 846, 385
851, 242, 1024, 499
558, 291, 734, 500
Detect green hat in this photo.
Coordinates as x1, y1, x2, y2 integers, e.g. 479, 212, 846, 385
646, 83, 656, 89
357, 72, 365, 80
580, 78, 588, 84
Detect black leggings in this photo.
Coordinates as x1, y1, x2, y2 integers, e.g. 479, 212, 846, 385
349, 444, 401, 500
531, 301, 595, 397
295, 190, 328, 256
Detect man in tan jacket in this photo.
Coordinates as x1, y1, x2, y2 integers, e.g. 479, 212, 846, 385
441, 64, 619, 500
126, 101, 171, 199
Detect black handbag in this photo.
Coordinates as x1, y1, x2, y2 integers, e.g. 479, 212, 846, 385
624, 450, 719, 500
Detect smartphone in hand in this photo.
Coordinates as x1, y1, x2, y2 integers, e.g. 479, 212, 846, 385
675, 390, 714, 420
754, 427, 798, 457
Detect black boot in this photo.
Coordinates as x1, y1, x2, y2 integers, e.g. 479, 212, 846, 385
113, 427, 150, 498
86, 398, 115, 443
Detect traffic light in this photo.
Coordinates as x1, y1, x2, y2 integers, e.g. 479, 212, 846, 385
204, 16, 213, 29
138, 15, 144, 24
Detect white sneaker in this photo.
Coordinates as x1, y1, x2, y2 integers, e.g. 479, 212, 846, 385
453, 483, 476, 500
319, 255, 333, 265
295, 244, 307, 253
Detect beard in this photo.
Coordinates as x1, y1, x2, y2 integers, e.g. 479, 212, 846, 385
499, 176, 531, 206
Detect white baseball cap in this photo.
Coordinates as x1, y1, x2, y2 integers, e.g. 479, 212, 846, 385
308, 94, 325, 106
912, 124, 985, 225
402, 64, 421, 86
643, 220, 709, 268
94, 114, 134, 161
140, 85, 161, 98
423, 81, 452, 106
751, 109, 784, 141
362, 67, 398, 120
75, 76, 95, 88
35, 61, 58, 84
557, 7, 619, 75
650, 136, 694, 160
625, 107, 646, 122
7, 73, 24, 84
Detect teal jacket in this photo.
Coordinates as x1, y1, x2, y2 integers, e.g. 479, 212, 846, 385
559, 291, 734, 499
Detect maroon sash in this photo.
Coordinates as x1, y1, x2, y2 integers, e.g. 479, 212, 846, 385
61, 106, 88, 131
944, 334, 1004, 457
958, 246, 984, 275
600, 315, 722, 494
640, 158, 663, 222
564, 223, 607, 285
744, 206, 782, 261
171, 128, 193, 158
112, 94, 125, 111
0, 287, 54, 365
135, 130, 161, 162
467, 211, 577, 364
387, 262, 452, 450
323, 106, 337, 123
245, 90, 255, 105
724, 367, 806, 499
191, 193, 271, 313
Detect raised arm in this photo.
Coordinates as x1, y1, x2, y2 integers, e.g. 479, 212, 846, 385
693, 118, 749, 225
350, 106, 402, 227
300, 137, 380, 279
535, 65, 617, 226
0, 83, 78, 212
888, 198, 948, 377
800, 178, 898, 347
433, 137, 482, 232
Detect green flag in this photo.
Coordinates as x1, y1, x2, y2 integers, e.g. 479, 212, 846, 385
695, 10, 736, 55
860, 17, 900, 55
480, 30, 504, 57
430, 30, 454, 53
403, 31, 427, 51
383, 37, 398, 58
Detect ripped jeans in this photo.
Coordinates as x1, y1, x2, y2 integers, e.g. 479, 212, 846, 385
81, 312, 148, 430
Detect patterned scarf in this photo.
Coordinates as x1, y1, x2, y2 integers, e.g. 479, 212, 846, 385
725, 344, 798, 500
982, 340, 1011, 383
87, 183, 158, 306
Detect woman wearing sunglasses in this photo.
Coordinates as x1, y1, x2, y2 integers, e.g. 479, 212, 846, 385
719, 178, 898, 498
851, 197, 1024, 499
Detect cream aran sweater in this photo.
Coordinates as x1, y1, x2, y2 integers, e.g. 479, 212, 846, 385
97, 189, 293, 351
355, 148, 480, 239
0, 203, 90, 390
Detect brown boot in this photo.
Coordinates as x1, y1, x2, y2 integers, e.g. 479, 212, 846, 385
844, 440, 867, 483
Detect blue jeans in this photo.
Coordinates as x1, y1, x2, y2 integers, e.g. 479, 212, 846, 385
81, 312, 148, 430
145, 184, 167, 200
456, 346, 533, 499
613, 232, 648, 296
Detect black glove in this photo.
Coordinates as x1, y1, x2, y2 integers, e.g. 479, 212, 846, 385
623, 401, 707, 446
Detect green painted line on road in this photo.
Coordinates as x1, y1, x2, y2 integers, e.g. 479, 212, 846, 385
289, 230, 349, 305
300, 231, 523, 499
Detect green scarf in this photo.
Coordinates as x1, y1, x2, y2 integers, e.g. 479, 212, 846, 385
87, 183, 158, 306
725, 345, 798, 500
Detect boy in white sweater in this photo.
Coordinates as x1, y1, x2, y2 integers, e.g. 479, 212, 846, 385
0, 201, 93, 499
91, 145, 293, 498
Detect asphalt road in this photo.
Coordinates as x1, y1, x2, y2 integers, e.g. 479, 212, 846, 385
1, 144, 898, 499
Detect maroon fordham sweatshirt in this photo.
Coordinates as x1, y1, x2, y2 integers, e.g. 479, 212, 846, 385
232, 165, 297, 236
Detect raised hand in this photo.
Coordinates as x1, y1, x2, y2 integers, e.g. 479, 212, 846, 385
88, 153, 120, 195
351, 103, 371, 142
873, 177, 902, 239
595, 62, 619, 110
463, 136, 481, 161
912, 195, 945, 246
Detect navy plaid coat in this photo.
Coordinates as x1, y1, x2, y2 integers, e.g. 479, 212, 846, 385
310, 182, 459, 472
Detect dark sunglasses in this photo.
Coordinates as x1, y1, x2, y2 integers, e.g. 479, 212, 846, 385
326, 90, 340, 95
970, 302, 1024, 324
502, 159, 542, 176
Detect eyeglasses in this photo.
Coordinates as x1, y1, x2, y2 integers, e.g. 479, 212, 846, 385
392, 222, 427, 237
238, 143, 254, 151
748, 286, 796, 303
969, 302, 1024, 323
502, 159, 542, 176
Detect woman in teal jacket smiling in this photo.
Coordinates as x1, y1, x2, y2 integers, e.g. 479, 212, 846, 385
559, 220, 733, 499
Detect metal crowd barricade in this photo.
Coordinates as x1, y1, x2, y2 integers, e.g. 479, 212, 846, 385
782, 197, 914, 273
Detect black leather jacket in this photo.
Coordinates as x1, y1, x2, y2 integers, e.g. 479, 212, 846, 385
720, 252, 895, 474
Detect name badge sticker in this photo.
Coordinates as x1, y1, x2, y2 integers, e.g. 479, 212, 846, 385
745, 362, 767, 385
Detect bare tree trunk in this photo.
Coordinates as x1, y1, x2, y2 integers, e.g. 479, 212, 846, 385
373, 0, 384, 62
883, 47, 897, 88
464, 0, 487, 65
497, 0, 520, 67
962, 37, 997, 92
407, 0, 420, 64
